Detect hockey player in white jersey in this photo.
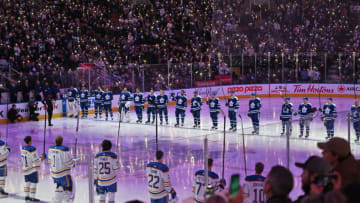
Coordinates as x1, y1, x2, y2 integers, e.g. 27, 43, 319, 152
21, 136, 47, 202
192, 158, 226, 203
243, 162, 266, 203
94, 140, 120, 203
48, 136, 77, 203
146, 150, 177, 203
0, 131, 10, 197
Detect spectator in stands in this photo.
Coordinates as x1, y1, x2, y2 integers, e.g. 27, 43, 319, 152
21, 79, 31, 102
264, 165, 293, 203
317, 137, 360, 188
7, 104, 23, 123
8, 81, 17, 103
51, 82, 60, 100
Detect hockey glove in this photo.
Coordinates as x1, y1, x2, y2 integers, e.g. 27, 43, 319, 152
40, 153, 47, 160
219, 178, 226, 189
5, 145, 11, 152
170, 188, 176, 199
321, 116, 326, 121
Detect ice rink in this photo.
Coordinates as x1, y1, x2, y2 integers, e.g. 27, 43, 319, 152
1, 97, 360, 203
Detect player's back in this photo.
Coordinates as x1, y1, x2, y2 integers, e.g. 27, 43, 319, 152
146, 161, 171, 199
193, 170, 219, 203
94, 151, 119, 187
0, 140, 9, 167
21, 146, 40, 175
243, 175, 266, 203
48, 145, 74, 179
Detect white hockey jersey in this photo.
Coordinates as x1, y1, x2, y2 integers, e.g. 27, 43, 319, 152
192, 170, 223, 203
243, 175, 266, 203
94, 151, 120, 187
146, 161, 173, 199
48, 145, 75, 178
21, 146, 41, 175
0, 140, 10, 167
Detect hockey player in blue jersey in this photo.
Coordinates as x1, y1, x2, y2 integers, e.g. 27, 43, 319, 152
207, 92, 221, 130
94, 140, 120, 203
248, 93, 262, 134
79, 86, 89, 118
157, 89, 169, 125
93, 86, 104, 119
243, 162, 266, 203
146, 151, 176, 203
173, 90, 188, 127
351, 100, 360, 142
67, 85, 78, 118
192, 158, 226, 203
320, 98, 337, 139
190, 91, 202, 128
133, 88, 145, 123
118, 87, 132, 122
146, 89, 157, 124
294, 97, 314, 138
226, 90, 239, 132
21, 136, 47, 202
103, 88, 114, 121
280, 97, 294, 136
0, 132, 10, 197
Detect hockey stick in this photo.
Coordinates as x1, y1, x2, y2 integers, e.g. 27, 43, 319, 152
238, 114, 248, 176
43, 102, 47, 154
203, 134, 209, 198
116, 108, 121, 155
74, 104, 80, 157
5, 91, 9, 145
353, 52, 357, 100
219, 109, 226, 179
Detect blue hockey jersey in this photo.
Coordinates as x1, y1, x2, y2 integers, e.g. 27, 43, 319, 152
351, 105, 360, 123
157, 94, 169, 108
103, 92, 113, 105
119, 91, 132, 104
93, 90, 104, 104
280, 103, 294, 120
67, 88, 78, 101
42, 86, 52, 98
322, 103, 337, 120
133, 93, 145, 107
147, 94, 157, 108
191, 96, 203, 111
298, 103, 312, 117
79, 90, 89, 103
226, 97, 239, 112
207, 98, 220, 113
249, 98, 261, 114
174, 95, 187, 110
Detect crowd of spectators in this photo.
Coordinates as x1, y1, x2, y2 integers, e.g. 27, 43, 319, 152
0, 0, 359, 103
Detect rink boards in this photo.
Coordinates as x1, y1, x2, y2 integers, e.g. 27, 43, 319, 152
1, 83, 359, 123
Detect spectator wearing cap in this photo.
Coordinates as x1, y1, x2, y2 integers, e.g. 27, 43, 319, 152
264, 165, 293, 203
318, 137, 360, 188
293, 156, 332, 203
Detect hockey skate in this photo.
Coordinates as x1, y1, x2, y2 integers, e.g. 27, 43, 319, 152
166, 121, 169, 125
105, 117, 108, 121
255, 130, 259, 135
111, 116, 113, 120
136, 120, 140, 123
181, 123, 184, 127
355, 137, 359, 142
151, 120, 155, 124
94, 115, 97, 119
99, 115, 102, 119
229, 127, 234, 131
193, 124, 197, 128
145, 120, 150, 124
281, 132, 285, 136
305, 134, 309, 138
0, 188, 8, 197
160, 121, 163, 125
299, 133, 303, 138
232, 128, 237, 132
174, 123, 179, 127
30, 197, 40, 202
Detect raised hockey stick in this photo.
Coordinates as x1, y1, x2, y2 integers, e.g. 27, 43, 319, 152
219, 109, 226, 179
5, 92, 9, 145
204, 135, 209, 197
74, 105, 80, 157
43, 102, 47, 154
238, 114, 248, 176
116, 108, 122, 155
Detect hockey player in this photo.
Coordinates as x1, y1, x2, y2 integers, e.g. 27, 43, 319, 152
173, 90, 187, 127
93, 86, 104, 119
79, 86, 89, 118
294, 97, 314, 138
48, 136, 77, 203
21, 136, 47, 202
351, 100, 360, 142
146, 89, 157, 124
190, 91, 202, 128
248, 93, 262, 134
118, 87, 132, 122
103, 88, 113, 121
243, 162, 266, 203
67, 85, 78, 118
280, 97, 294, 136
320, 98, 337, 139
226, 90, 239, 132
207, 92, 220, 130
146, 150, 176, 203
94, 140, 120, 203
133, 88, 145, 123
0, 132, 10, 197
192, 158, 225, 203
157, 89, 169, 125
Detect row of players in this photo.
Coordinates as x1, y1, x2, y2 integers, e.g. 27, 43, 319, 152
0, 132, 264, 203
66, 86, 360, 140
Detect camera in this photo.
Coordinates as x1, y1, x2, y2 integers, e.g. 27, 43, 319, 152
28, 101, 39, 121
